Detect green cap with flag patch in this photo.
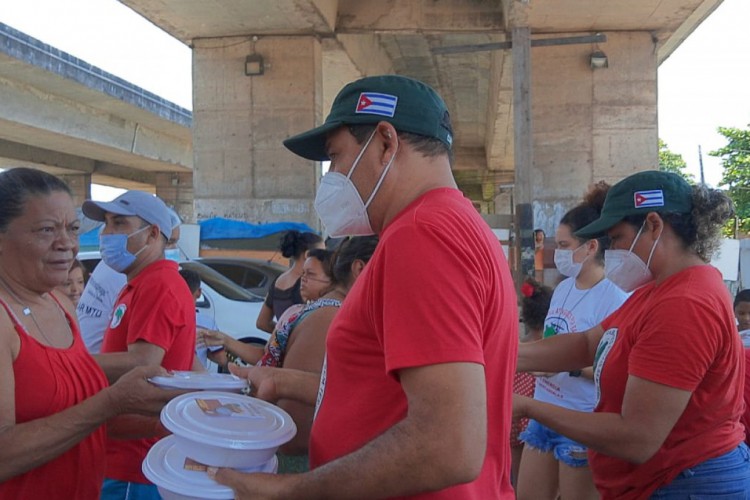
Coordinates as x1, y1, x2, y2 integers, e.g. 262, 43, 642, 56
283, 75, 453, 161
575, 170, 693, 238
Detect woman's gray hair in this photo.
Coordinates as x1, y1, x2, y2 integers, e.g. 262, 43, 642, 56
686, 183, 734, 262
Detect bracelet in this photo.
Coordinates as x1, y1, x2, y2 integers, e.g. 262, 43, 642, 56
568, 370, 582, 377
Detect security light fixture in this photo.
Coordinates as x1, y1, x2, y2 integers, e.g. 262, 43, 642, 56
245, 54, 264, 76
590, 50, 609, 69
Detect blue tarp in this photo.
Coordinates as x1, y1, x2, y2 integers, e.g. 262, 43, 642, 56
199, 218, 316, 241
79, 227, 101, 249
78, 218, 317, 247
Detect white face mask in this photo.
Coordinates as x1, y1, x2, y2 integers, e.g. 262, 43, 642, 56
554, 243, 587, 278
314, 130, 397, 238
604, 222, 660, 292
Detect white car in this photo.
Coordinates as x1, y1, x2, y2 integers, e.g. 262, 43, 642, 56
77, 252, 270, 345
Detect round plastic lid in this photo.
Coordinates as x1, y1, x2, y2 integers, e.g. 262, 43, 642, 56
142, 435, 278, 499
161, 391, 296, 450
149, 371, 249, 392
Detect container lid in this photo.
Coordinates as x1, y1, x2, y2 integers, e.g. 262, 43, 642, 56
142, 435, 278, 500
161, 391, 296, 449
149, 371, 249, 392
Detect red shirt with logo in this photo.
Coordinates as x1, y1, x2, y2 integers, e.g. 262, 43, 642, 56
310, 188, 517, 499
101, 259, 196, 483
594, 265, 744, 499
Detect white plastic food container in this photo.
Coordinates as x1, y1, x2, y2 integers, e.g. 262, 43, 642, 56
149, 371, 248, 393
143, 435, 278, 500
161, 391, 296, 468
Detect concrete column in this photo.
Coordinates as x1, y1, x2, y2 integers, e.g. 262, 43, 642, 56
155, 172, 194, 223
531, 32, 658, 234
60, 173, 91, 207
191, 36, 323, 229
513, 26, 534, 285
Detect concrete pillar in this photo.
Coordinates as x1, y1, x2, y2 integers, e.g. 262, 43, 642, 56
191, 36, 323, 229
531, 32, 658, 235
513, 26, 535, 285
60, 173, 91, 207
155, 172, 194, 223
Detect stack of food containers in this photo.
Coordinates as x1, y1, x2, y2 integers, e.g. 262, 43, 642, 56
143, 372, 297, 500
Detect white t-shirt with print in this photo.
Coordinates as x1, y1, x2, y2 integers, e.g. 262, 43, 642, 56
533, 277, 628, 411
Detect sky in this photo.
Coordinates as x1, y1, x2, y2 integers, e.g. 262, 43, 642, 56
0, 0, 748, 195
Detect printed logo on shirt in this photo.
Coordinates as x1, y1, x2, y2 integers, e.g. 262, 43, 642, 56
593, 327, 618, 406
110, 304, 127, 329
313, 355, 328, 422
633, 190, 664, 208
355, 92, 398, 117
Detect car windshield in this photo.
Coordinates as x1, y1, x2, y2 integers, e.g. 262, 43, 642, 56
179, 261, 263, 302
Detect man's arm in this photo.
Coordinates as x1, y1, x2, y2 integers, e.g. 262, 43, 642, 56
215, 362, 487, 499
94, 341, 165, 383
230, 365, 320, 406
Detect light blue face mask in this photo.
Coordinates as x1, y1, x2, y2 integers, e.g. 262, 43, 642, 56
99, 225, 151, 273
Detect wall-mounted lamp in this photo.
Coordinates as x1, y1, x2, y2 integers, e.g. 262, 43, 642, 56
245, 53, 264, 76
590, 50, 609, 69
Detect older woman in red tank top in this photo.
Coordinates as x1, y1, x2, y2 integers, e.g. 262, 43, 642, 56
0, 168, 182, 500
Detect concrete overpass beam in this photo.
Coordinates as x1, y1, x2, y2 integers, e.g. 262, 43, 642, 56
0, 75, 192, 173
0, 138, 95, 174
59, 173, 92, 207
336, 0, 503, 33
192, 36, 323, 228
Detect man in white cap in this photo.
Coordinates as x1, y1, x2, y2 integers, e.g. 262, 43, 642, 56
82, 190, 197, 500
77, 206, 182, 354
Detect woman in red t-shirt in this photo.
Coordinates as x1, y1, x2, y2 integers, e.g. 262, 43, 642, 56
515, 171, 750, 499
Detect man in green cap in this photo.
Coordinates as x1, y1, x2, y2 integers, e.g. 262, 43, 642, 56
212, 75, 518, 498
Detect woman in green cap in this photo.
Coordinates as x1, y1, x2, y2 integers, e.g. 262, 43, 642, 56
515, 170, 750, 499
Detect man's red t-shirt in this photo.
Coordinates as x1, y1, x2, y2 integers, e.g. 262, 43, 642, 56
102, 259, 196, 483
310, 188, 518, 499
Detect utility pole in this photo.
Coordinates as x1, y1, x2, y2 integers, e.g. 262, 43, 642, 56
698, 145, 706, 185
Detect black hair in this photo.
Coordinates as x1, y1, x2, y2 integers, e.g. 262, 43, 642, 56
520, 279, 553, 331
179, 268, 201, 295
347, 124, 454, 165
735, 289, 750, 308
279, 230, 323, 259
306, 248, 335, 280
560, 181, 610, 263
70, 259, 89, 285
0, 168, 73, 232
621, 184, 733, 263
534, 229, 545, 237
331, 235, 379, 286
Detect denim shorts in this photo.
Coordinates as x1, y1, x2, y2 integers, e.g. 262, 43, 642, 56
650, 443, 750, 499
519, 418, 589, 468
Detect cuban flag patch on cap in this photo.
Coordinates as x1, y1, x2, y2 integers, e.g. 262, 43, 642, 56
356, 92, 398, 117
634, 190, 665, 208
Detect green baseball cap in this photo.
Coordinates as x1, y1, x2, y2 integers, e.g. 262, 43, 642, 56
283, 75, 454, 161
575, 170, 693, 238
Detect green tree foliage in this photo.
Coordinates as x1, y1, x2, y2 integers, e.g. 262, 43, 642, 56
658, 139, 694, 182
713, 126, 750, 235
